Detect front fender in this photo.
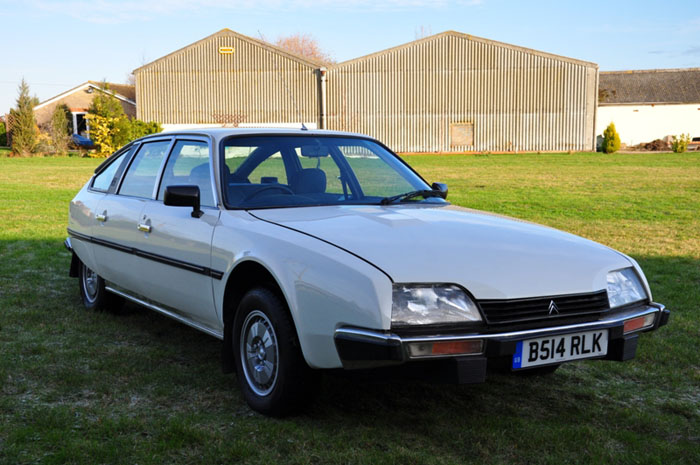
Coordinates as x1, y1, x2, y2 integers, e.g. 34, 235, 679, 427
211, 210, 393, 369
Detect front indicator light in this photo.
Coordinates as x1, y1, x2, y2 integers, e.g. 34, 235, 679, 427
407, 339, 483, 358
623, 314, 655, 334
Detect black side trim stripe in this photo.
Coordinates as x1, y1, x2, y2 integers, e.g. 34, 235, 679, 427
67, 228, 224, 280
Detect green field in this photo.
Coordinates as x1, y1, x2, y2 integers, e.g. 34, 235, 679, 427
1, 153, 699, 464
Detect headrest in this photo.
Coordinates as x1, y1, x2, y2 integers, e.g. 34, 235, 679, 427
291, 168, 326, 194
188, 163, 213, 205
189, 163, 210, 182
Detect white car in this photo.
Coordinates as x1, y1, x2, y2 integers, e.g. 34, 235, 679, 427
66, 128, 669, 415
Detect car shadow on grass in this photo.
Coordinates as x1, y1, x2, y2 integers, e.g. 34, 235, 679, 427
2, 241, 699, 464
41, 249, 700, 415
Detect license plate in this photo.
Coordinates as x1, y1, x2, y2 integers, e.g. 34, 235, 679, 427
512, 330, 608, 369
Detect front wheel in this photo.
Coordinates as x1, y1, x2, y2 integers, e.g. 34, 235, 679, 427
78, 261, 122, 312
233, 287, 315, 416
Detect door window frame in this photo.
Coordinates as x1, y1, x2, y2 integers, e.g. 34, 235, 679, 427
117, 137, 175, 200
156, 136, 218, 208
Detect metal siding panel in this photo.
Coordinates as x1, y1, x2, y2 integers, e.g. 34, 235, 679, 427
135, 32, 318, 125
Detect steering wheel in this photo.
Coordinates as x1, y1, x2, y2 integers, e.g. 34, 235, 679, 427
242, 185, 294, 202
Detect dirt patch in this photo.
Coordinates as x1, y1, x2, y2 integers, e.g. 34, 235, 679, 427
637, 139, 670, 151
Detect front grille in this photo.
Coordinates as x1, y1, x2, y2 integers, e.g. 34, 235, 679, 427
478, 290, 610, 325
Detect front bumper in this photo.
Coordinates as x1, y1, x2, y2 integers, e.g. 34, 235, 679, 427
334, 303, 669, 380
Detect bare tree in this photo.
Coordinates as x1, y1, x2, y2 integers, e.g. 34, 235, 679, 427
274, 33, 335, 64
125, 53, 149, 85
415, 25, 432, 39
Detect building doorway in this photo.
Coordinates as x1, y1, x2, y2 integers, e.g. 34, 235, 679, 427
72, 112, 89, 137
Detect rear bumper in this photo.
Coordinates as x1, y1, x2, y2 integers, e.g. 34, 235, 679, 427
334, 303, 669, 380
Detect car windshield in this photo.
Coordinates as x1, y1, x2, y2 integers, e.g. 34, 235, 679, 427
220, 135, 447, 209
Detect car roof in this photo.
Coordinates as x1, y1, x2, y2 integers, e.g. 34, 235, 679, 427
135, 127, 374, 145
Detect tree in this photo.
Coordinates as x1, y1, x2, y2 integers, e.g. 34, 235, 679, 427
9, 79, 38, 156
274, 33, 334, 64
415, 25, 432, 39
87, 83, 133, 153
671, 134, 690, 153
0, 117, 7, 147
49, 104, 71, 154
602, 122, 621, 154
87, 82, 162, 156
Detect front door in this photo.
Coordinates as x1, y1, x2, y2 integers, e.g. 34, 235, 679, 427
134, 139, 221, 330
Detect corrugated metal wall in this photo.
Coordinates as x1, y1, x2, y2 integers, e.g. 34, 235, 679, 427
135, 30, 319, 126
326, 33, 598, 152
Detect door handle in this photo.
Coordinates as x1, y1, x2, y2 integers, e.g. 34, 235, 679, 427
95, 213, 107, 222
137, 223, 152, 233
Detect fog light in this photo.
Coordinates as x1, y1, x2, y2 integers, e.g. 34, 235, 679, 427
407, 339, 483, 358
623, 314, 655, 334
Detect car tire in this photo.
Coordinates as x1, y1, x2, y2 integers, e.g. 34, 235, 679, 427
78, 261, 123, 312
233, 287, 316, 416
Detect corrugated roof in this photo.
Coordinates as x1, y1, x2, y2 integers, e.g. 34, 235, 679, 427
331, 30, 598, 69
133, 29, 324, 74
599, 68, 700, 104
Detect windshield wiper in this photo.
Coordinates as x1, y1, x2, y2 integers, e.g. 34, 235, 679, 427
380, 189, 443, 205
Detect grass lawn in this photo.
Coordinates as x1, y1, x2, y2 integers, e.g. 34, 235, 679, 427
1, 153, 699, 464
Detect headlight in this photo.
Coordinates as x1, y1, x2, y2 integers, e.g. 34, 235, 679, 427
607, 268, 647, 309
391, 284, 482, 326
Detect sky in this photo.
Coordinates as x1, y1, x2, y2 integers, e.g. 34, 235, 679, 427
3, 0, 699, 113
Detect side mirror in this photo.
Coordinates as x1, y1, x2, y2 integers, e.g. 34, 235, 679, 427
164, 185, 203, 218
431, 182, 448, 199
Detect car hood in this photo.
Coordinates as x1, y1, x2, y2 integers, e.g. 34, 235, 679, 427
249, 205, 631, 299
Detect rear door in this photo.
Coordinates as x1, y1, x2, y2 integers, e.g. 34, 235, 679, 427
69, 144, 135, 273
134, 138, 221, 330
91, 138, 173, 294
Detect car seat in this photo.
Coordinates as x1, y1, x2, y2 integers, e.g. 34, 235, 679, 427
290, 168, 326, 194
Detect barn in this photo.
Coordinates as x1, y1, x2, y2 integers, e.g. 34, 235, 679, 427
134, 29, 599, 152
134, 29, 322, 131
597, 68, 700, 146
326, 31, 598, 152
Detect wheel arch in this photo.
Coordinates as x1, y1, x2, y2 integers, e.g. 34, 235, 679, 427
221, 259, 295, 373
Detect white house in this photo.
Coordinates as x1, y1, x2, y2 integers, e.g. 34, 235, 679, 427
596, 68, 700, 146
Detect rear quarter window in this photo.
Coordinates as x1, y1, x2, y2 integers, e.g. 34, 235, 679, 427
90, 147, 133, 192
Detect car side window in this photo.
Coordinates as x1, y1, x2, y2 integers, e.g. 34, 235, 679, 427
91, 148, 131, 192
119, 140, 171, 198
158, 140, 215, 207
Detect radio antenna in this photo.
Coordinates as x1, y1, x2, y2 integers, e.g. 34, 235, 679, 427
258, 30, 306, 130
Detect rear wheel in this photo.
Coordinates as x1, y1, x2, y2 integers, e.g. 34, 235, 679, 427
78, 261, 122, 312
233, 287, 315, 416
